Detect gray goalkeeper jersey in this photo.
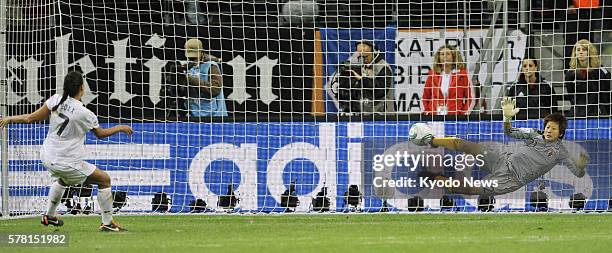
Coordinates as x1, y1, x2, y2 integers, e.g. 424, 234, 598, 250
505, 128, 579, 185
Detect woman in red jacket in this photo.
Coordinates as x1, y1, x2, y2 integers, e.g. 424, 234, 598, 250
422, 45, 473, 115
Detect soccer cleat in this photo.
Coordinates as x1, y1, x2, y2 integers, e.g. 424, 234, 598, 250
99, 220, 127, 232
41, 215, 64, 227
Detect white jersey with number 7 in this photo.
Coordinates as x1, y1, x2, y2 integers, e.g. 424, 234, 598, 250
41, 94, 100, 165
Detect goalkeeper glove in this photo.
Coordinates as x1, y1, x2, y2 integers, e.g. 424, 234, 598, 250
501, 97, 520, 122
572, 152, 590, 172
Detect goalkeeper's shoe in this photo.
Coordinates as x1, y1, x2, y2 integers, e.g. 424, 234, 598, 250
41, 215, 64, 227
99, 220, 127, 232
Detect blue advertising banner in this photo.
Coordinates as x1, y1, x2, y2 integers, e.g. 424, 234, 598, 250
4, 119, 611, 213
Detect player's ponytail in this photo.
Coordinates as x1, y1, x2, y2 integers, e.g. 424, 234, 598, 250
52, 71, 84, 112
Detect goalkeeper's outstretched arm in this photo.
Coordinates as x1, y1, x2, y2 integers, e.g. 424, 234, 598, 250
501, 97, 537, 139
501, 97, 519, 123
503, 120, 512, 135
502, 97, 515, 136
564, 151, 589, 178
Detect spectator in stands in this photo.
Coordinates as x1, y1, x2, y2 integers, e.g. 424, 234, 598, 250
164, 1, 205, 25
329, 40, 394, 114
184, 38, 227, 117
563, 0, 603, 70
422, 45, 472, 115
506, 58, 553, 119
564, 39, 611, 117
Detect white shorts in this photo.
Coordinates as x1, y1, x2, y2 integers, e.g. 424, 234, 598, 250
42, 160, 97, 186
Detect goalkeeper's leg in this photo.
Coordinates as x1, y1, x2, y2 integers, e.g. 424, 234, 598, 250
431, 166, 522, 196
420, 137, 484, 192
431, 137, 484, 156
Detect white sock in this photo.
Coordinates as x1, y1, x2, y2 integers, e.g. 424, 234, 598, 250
46, 181, 66, 217
97, 188, 114, 225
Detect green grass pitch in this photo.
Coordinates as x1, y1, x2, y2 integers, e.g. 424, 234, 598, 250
2, 213, 612, 253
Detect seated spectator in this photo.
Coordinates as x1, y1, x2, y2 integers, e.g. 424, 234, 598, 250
422, 45, 472, 115
563, 0, 603, 70
564, 39, 611, 117
507, 58, 553, 119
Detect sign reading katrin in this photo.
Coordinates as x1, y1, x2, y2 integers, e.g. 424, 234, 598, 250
393, 29, 527, 113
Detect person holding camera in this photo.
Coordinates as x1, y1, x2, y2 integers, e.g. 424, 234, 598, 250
422, 45, 472, 115
182, 38, 227, 117
327, 40, 394, 114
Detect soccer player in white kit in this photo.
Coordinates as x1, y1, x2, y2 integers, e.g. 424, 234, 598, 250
0, 71, 133, 231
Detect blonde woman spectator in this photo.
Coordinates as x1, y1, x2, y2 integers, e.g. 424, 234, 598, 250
422, 45, 472, 115
564, 39, 611, 117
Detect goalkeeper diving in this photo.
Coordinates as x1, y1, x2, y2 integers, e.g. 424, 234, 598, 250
410, 97, 589, 196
